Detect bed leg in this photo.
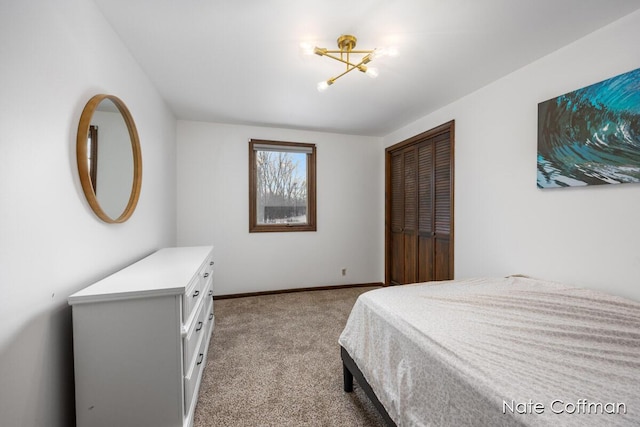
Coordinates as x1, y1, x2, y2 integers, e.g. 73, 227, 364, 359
343, 362, 354, 392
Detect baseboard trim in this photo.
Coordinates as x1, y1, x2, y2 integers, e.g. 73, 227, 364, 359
213, 282, 384, 300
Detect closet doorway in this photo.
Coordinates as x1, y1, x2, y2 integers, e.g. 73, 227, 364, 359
385, 121, 454, 285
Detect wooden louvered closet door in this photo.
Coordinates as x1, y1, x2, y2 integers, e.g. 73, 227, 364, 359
387, 121, 454, 285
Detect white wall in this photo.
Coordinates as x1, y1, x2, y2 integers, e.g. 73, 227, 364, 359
177, 121, 384, 295
384, 10, 640, 301
0, 1, 177, 426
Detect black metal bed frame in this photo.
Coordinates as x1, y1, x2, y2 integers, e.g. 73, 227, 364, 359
341, 346, 397, 427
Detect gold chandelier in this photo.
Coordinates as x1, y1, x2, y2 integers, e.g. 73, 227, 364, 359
303, 34, 396, 91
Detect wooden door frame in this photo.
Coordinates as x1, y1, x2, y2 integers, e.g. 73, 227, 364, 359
385, 120, 455, 285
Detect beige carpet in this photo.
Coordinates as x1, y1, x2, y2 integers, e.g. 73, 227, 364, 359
193, 286, 386, 427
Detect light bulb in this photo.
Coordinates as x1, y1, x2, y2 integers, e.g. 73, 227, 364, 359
317, 79, 335, 92
317, 81, 330, 92
376, 46, 399, 57
299, 42, 315, 56
365, 67, 379, 79
386, 46, 399, 57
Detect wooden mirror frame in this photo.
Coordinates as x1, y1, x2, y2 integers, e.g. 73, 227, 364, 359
76, 94, 142, 223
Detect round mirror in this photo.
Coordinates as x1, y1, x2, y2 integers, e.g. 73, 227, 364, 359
76, 94, 142, 223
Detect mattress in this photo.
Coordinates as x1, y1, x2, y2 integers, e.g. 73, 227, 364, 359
338, 276, 640, 426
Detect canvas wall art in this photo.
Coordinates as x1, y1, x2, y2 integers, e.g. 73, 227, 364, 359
537, 67, 640, 188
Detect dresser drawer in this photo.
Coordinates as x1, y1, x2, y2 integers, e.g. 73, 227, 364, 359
184, 325, 209, 415
201, 295, 214, 344
183, 279, 202, 323
183, 256, 213, 322
204, 257, 215, 277
205, 297, 214, 331
183, 299, 206, 371
184, 351, 204, 415
183, 294, 214, 416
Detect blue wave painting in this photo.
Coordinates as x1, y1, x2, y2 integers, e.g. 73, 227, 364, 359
537, 68, 640, 188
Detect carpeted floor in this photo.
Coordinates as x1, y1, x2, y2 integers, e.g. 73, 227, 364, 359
193, 286, 386, 427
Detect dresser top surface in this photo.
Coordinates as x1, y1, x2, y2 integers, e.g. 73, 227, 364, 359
68, 246, 213, 305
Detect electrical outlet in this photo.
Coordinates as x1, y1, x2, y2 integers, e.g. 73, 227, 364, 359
341, 268, 347, 276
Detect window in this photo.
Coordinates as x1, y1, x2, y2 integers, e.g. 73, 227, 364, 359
249, 139, 316, 232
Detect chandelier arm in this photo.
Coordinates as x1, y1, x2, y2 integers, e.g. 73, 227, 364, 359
320, 52, 361, 68
327, 66, 358, 83
329, 56, 371, 83
323, 50, 375, 54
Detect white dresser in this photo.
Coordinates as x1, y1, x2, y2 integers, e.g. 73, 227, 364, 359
68, 246, 215, 427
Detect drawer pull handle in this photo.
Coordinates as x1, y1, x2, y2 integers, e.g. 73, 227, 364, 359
196, 321, 203, 332
208, 313, 214, 320
204, 273, 209, 278
197, 353, 204, 365
193, 290, 200, 298
208, 290, 213, 296
209, 261, 214, 266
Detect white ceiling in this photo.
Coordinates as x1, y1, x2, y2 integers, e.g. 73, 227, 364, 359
94, 0, 640, 136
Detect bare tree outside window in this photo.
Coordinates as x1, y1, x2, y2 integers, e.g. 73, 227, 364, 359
249, 140, 316, 232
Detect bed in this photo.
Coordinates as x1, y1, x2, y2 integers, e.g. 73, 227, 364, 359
338, 276, 640, 426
